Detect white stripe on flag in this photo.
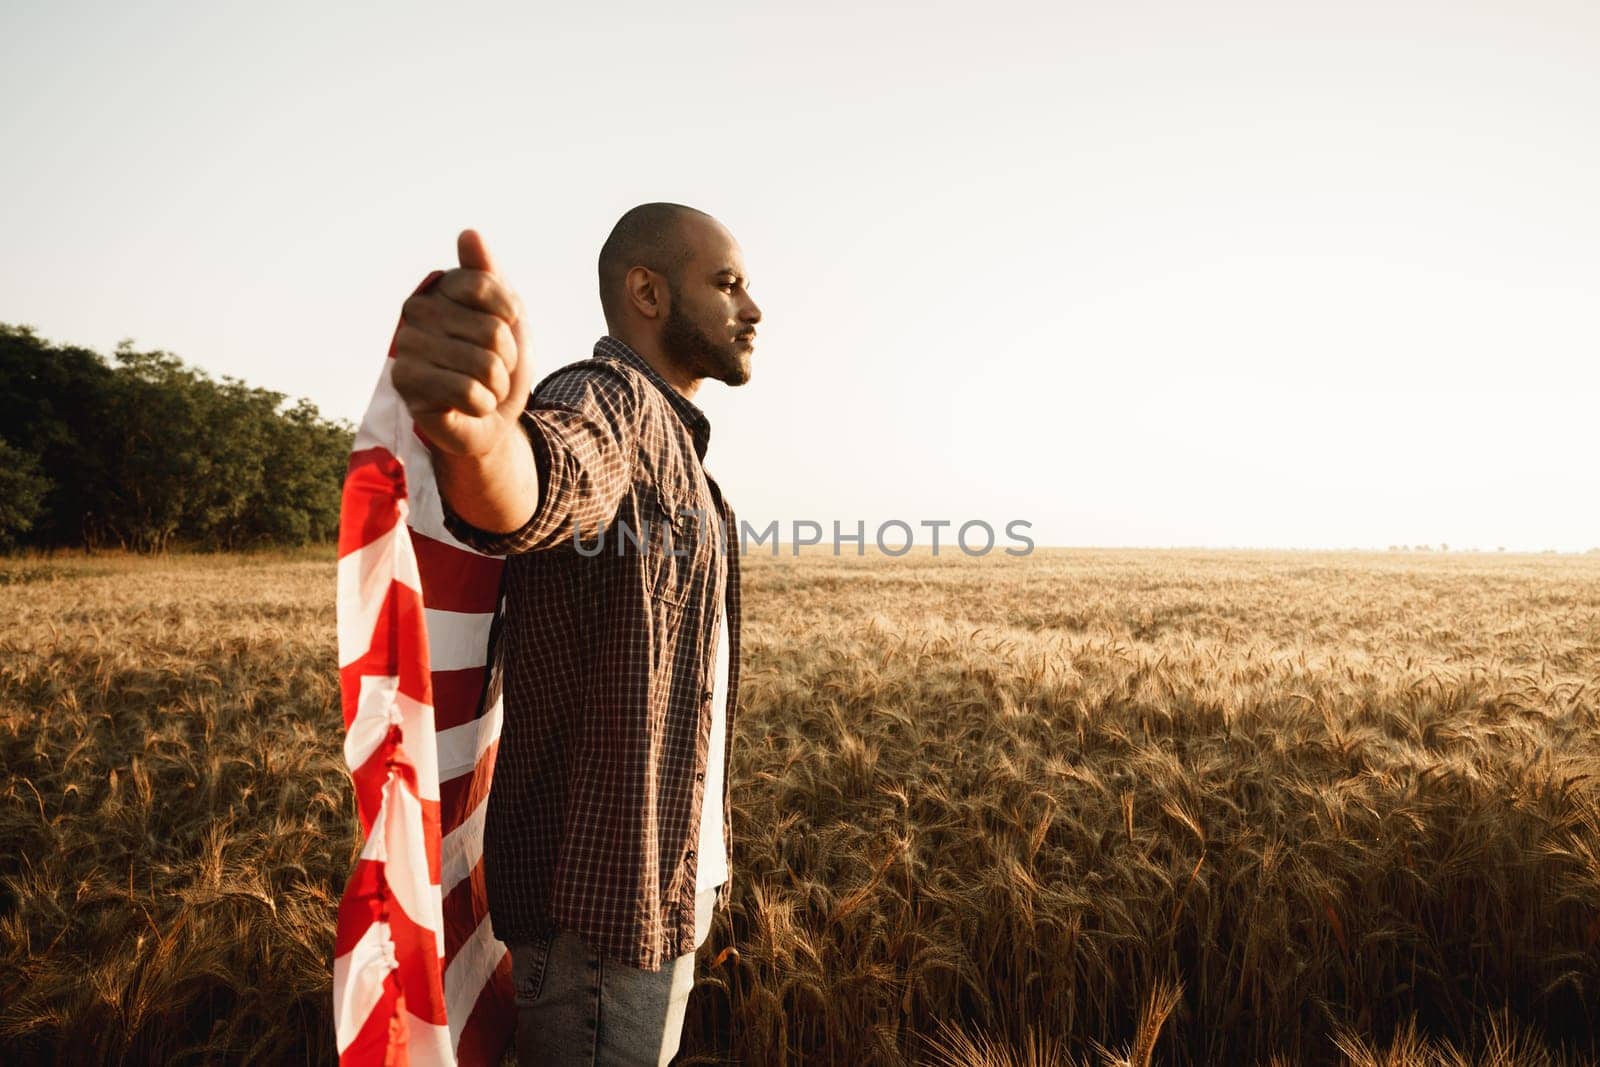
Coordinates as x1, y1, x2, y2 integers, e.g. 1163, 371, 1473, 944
345, 675, 400, 773
422, 608, 495, 671
395, 688, 442, 803
337, 520, 422, 668
382, 777, 447, 958
333, 919, 395, 1054
395, 394, 459, 551
445, 915, 509, 1052
436, 691, 503, 784
352, 359, 405, 456
401, 1012, 455, 1067
441, 790, 489, 898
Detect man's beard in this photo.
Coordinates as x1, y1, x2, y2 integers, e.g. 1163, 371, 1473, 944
661, 301, 751, 386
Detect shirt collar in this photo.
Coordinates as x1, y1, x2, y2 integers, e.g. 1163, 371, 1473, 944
594, 335, 712, 461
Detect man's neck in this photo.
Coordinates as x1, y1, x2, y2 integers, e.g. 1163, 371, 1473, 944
611, 329, 701, 402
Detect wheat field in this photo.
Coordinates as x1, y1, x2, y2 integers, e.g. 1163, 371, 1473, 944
1, 548, 1597, 1065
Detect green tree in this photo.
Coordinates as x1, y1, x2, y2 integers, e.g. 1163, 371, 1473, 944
252, 399, 352, 545
0, 438, 50, 551
0, 324, 116, 545
0, 322, 353, 551
95, 345, 216, 551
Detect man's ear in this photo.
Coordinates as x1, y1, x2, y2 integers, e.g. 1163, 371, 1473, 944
626, 265, 665, 320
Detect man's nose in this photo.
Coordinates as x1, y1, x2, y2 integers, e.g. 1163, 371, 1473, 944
741, 296, 762, 323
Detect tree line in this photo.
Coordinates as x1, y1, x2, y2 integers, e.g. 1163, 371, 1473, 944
0, 323, 353, 552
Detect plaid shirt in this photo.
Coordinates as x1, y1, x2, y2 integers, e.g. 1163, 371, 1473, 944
440, 335, 740, 971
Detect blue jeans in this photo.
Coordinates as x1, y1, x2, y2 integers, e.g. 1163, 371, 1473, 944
512, 887, 717, 1066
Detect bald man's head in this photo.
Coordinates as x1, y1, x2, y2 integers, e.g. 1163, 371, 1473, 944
597, 203, 713, 329
596, 203, 762, 391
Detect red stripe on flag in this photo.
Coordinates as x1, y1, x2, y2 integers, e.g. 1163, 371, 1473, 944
339, 975, 408, 1065
341, 732, 445, 878
386, 886, 449, 1027
338, 581, 435, 722
442, 852, 490, 964
347, 733, 395, 841
419, 795, 443, 886
334, 864, 450, 1030
431, 667, 489, 733
439, 739, 498, 837
411, 530, 504, 614
452, 952, 515, 1067
340, 448, 406, 557
334, 857, 386, 958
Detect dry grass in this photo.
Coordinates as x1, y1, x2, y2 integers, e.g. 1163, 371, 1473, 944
0, 550, 351, 1064
1, 547, 1597, 1065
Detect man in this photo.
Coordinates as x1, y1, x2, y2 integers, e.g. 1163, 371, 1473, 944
390, 203, 761, 1065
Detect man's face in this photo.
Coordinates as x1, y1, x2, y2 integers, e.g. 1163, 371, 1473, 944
659, 218, 762, 387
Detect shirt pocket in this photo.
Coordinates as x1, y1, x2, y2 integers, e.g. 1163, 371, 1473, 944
639, 481, 699, 611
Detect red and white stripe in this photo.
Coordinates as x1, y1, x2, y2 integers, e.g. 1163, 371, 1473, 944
334, 273, 514, 1066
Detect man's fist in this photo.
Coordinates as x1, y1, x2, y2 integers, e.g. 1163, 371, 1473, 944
392, 230, 534, 457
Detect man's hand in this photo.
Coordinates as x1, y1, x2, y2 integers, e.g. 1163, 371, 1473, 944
392, 230, 534, 457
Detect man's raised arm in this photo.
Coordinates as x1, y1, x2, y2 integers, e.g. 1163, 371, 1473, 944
391, 229, 540, 535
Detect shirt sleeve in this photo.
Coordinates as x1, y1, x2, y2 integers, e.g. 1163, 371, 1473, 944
440, 362, 641, 555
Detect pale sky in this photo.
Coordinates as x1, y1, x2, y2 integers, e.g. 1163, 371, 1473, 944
3, 0, 1596, 551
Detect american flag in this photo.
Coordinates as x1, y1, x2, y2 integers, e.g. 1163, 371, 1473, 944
332, 271, 515, 1065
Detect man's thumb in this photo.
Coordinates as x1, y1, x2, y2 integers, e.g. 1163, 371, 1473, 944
457, 228, 498, 275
